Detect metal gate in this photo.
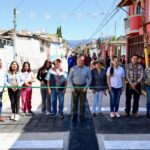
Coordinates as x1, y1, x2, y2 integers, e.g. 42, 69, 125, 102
128, 35, 144, 60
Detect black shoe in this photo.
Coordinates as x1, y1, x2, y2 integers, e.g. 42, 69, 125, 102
146, 113, 150, 118
71, 114, 77, 122
80, 116, 86, 122
59, 114, 64, 119
132, 112, 140, 118
92, 113, 96, 117
124, 112, 130, 117
98, 112, 103, 116
28, 110, 34, 115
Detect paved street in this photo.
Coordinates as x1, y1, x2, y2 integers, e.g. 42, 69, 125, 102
0, 81, 150, 150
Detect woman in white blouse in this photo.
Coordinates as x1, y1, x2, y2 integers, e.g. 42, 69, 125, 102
107, 57, 125, 118
21, 62, 35, 116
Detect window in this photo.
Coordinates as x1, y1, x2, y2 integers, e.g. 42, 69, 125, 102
136, 1, 142, 15
40, 46, 44, 52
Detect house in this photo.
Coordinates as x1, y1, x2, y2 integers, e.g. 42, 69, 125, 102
0, 29, 63, 70
97, 36, 126, 62
117, 0, 150, 63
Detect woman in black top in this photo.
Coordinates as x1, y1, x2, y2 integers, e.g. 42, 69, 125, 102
37, 60, 52, 115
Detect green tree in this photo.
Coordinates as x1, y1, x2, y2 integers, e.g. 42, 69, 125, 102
56, 26, 62, 38
59, 26, 62, 38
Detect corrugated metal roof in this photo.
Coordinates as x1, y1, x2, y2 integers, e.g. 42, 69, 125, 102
0, 29, 60, 43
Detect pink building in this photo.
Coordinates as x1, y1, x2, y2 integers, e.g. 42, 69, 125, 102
117, 0, 150, 62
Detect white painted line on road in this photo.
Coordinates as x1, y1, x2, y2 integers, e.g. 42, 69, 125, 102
104, 141, 150, 149
12, 140, 63, 149
0, 140, 63, 149
90, 107, 146, 112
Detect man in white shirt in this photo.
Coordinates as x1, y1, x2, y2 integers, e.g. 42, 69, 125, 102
0, 59, 5, 121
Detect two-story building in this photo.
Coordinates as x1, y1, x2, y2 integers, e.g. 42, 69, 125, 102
117, 0, 150, 63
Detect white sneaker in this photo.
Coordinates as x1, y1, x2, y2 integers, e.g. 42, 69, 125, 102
14, 114, 19, 121
10, 114, 15, 120
115, 112, 120, 118
110, 112, 115, 118
46, 112, 51, 115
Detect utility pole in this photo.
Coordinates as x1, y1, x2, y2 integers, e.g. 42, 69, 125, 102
142, 0, 149, 67
114, 21, 116, 40
13, 8, 17, 60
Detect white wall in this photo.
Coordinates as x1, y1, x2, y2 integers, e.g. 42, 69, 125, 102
49, 43, 62, 61
0, 46, 13, 70
121, 45, 126, 56
15, 37, 47, 70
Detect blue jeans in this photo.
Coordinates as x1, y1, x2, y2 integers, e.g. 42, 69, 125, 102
92, 91, 103, 113
109, 87, 122, 112
0, 92, 3, 115
51, 90, 64, 115
145, 85, 150, 113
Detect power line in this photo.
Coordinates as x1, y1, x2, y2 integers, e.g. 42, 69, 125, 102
88, 0, 118, 39
16, 0, 24, 9
100, 0, 117, 26
95, 9, 119, 36
55, 0, 87, 25
69, 0, 87, 15
93, 0, 103, 11
89, 8, 118, 39
37, 0, 87, 26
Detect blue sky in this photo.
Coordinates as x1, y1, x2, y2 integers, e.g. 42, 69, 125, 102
0, 0, 126, 40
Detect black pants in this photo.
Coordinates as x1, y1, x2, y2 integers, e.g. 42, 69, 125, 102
8, 89, 21, 114
72, 87, 87, 118
0, 92, 3, 115
125, 84, 141, 114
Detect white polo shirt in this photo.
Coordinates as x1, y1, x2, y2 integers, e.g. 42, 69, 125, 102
107, 66, 125, 88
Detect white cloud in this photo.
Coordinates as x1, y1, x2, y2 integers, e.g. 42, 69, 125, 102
29, 12, 36, 18
91, 13, 98, 17
16, 10, 20, 15
44, 14, 50, 20
62, 15, 67, 20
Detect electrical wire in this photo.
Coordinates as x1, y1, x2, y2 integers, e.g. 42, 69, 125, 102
88, 0, 119, 39
16, 0, 24, 9
89, 8, 118, 40
93, 0, 103, 11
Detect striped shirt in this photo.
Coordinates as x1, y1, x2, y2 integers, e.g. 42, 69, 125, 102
126, 63, 144, 84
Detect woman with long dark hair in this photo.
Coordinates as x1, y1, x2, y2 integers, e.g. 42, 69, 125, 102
4, 61, 24, 121
37, 59, 52, 115
107, 57, 125, 118
21, 61, 35, 116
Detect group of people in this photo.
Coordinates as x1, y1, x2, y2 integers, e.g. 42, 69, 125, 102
68, 54, 150, 121
0, 53, 150, 123
0, 60, 35, 121
90, 54, 150, 118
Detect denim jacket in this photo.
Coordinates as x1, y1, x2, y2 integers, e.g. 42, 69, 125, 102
4, 71, 25, 87
91, 68, 107, 91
